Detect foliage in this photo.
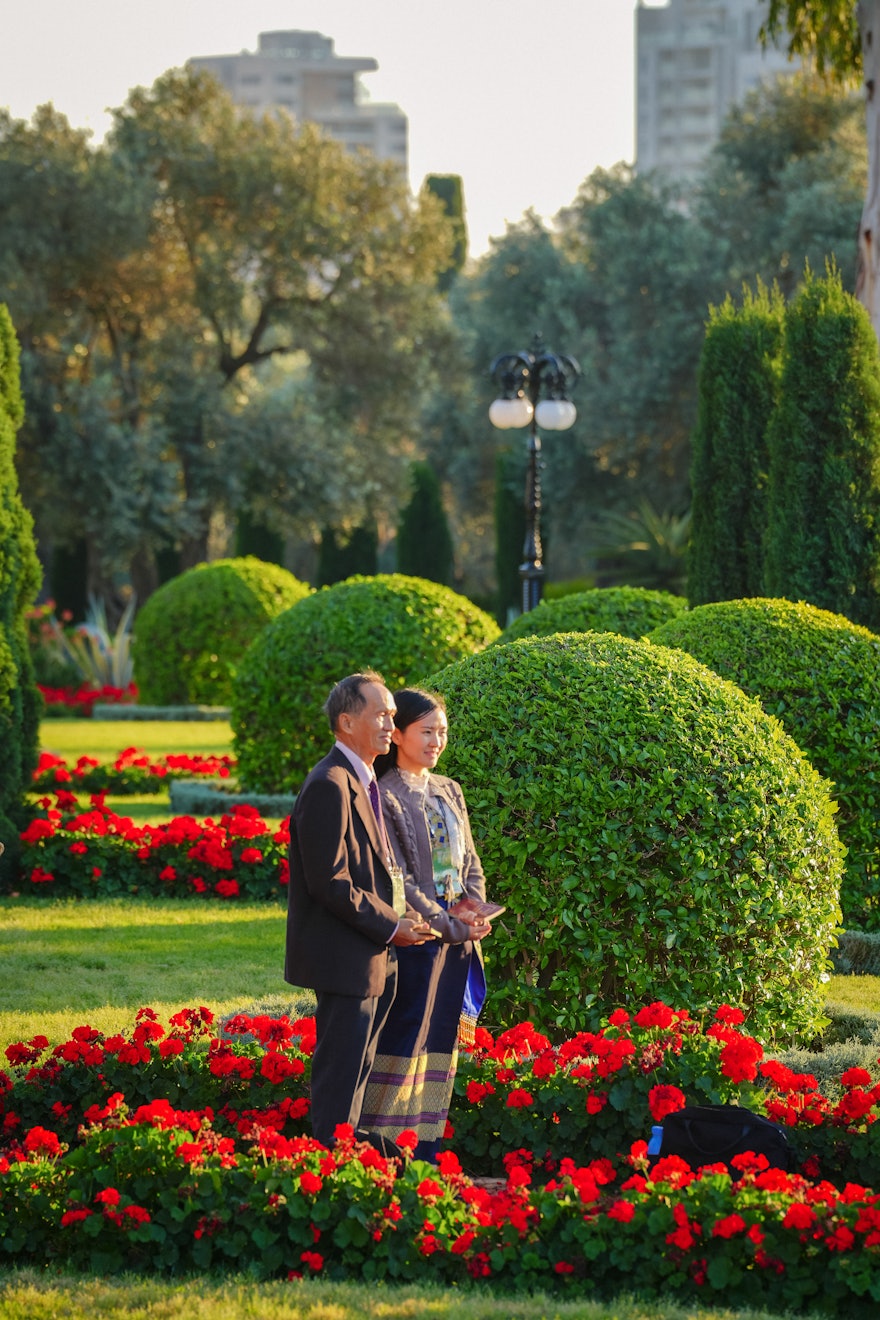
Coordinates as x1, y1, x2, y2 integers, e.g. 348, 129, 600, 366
0, 305, 42, 889
762, 266, 880, 630
424, 633, 842, 1043
495, 587, 688, 646
231, 574, 500, 793
649, 597, 880, 931
584, 500, 691, 596
33, 594, 136, 691
695, 72, 865, 296
762, 1, 862, 80
132, 558, 310, 707
556, 169, 723, 519
0, 77, 454, 589
689, 284, 784, 607
422, 174, 467, 292
316, 522, 378, 587
15, 796, 287, 902
395, 462, 454, 587
6, 1006, 880, 1308
493, 449, 527, 622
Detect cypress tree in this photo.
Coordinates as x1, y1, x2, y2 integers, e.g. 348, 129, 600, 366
317, 521, 378, 586
422, 174, 467, 293
395, 461, 454, 586
689, 284, 783, 606
234, 508, 285, 567
494, 449, 527, 624
764, 267, 880, 630
48, 537, 88, 622
0, 305, 42, 884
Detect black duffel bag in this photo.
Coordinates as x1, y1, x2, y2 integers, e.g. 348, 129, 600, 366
651, 1104, 791, 1176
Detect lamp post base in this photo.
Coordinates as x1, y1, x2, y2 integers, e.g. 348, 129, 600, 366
520, 563, 545, 614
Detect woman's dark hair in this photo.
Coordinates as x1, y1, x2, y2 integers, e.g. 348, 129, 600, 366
375, 686, 446, 779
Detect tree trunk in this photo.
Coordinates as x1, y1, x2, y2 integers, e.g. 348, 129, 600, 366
856, 0, 880, 336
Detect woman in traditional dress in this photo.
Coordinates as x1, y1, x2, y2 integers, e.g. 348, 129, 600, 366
359, 687, 493, 1161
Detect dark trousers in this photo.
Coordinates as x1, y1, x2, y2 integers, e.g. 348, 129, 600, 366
309, 949, 398, 1147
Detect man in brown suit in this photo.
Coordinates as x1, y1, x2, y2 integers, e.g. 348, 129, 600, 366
285, 671, 430, 1147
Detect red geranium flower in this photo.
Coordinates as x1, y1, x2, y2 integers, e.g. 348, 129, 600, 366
648, 1084, 686, 1122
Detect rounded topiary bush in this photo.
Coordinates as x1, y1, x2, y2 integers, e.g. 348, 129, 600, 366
132, 557, 311, 706
427, 632, 843, 1043
649, 598, 880, 932
495, 586, 689, 645
232, 574, 500, 792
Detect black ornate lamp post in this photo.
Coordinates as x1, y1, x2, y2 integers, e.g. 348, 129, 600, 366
489, 333, 580, 613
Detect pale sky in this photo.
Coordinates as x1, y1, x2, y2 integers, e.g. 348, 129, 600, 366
1, 0, 651, 257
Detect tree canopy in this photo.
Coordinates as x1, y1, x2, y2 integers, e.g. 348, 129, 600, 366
0, 71, 454, 598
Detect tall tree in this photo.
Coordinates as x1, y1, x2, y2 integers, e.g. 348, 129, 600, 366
0, 305, 41, 885
422, 174, 468, 291
696, 71, 865, 297
689, 284, 785, 606
763, 1, 880, 334
764, 265, 880, 628
0, 72, 455, 598
396, 460, 454, 585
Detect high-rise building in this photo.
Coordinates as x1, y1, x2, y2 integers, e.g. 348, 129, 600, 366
189, 30, 408, 173
635, 0, 797, 181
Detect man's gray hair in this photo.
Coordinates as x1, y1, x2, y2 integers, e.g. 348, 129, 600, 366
324, 671, 386, 732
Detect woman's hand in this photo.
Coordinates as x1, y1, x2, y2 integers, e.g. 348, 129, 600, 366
463, 916, 492, 941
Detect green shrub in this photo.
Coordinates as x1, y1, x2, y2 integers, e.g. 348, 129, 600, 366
132, 557, 310, 706
544, 576, 596, 600
649, 598, 880, 931
232, 574, 500, 792
426, 632, 842, 1043
495, 586, 688, 644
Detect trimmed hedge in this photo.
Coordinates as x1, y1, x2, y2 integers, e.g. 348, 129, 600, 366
232, 574, 500, 792
427, 632, 843, 1043
132, 558, 310, 707
650, 598, 880, 931
495, 586, 688, 644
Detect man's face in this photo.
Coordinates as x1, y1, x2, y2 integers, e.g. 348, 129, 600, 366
338, 682, 396, 765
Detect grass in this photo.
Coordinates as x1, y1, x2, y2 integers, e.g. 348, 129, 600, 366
0, 1270, 834, 1320
0, 896, 312, 1052
1, 717, 872, 1318
38, 718, 234, 760
3, 893, 876, 1055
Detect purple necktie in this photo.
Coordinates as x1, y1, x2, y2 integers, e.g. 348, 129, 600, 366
368, 777, 382, 826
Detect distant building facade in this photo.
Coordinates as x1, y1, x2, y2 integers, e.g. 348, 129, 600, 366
635, 0, 796, 182
189, 29, 408, 173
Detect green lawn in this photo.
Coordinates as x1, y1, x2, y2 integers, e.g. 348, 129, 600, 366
38, 718, 233, 761
0, 1271, 814, 1320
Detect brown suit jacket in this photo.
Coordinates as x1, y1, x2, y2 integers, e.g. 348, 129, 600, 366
285, 746, 400, 997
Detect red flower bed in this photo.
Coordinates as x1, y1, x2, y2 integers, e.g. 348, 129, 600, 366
3, 1004, 880, 1307
14, 795, 286, 901
38, 683, 138, 717
31, 749, 236, 796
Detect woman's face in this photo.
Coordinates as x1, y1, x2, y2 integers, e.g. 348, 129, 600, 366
393, 707, 449, 774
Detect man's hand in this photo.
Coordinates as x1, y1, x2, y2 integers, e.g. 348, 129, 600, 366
391, 917, 433, 947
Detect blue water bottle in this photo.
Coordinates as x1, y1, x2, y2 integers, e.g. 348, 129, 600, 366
647, 1124, 664, 1157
